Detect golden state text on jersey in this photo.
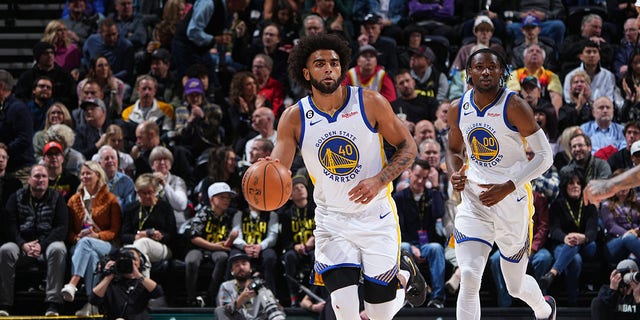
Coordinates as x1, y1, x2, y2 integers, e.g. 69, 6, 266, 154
316, 132, 363, 182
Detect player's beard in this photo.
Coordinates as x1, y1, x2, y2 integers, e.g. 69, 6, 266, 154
310, 76, 340, 94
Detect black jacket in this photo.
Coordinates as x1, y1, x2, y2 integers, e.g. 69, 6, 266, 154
394, 187, 446, 246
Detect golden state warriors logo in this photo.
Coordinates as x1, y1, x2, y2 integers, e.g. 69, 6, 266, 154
318, 136, 359, 177
468, 127, 499, 163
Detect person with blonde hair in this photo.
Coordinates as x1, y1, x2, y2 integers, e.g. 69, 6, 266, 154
33, 103, 74, 157
90, 124, 135, 174
554, 126, 583, 171
149, 146, 188, 226
41, 19, 81, 72
62, 161, 121, 316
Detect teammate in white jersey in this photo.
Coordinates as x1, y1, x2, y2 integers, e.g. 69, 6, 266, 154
269, 33, 425, 320
447, 48, 557, 320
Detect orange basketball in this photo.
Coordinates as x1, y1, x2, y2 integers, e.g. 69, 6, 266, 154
242, 160, 292, 211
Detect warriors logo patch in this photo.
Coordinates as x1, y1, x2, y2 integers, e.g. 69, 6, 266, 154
318, 136, 359, 176
467, 127, 499, 163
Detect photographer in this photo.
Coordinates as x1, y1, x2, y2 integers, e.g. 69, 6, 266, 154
591, 259, 640, 320
215, 252, 284, 320
90, 247, 164, 320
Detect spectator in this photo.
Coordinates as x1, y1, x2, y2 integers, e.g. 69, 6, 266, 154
120, 174, 176, 271
620, 49, 640, 123
613, 18, 640, 81
342, 44, 396, 102
73, 98, 113, 159
397, 25, 424, 70
0, 143, 22, 212
241, 108, 277, 164
277, 175, 316, 307
26, 76, 54, 131
149, 146, 189, 227
519, 77, 558, 142
413, 120, 436, 149
97, 145, 135, 209
554, 126, 583, 171
307, 0, 350, 41
563, 41, 621, 109
433, 100, 450, 141
391, 69, 439, 124
0, 70, 35, 183
76, 57, 126, 120
33, 103, 74, 159
450, 16, 506, 72
90, 124, 135, 175
580, 96, 626, 154
148, 49, 180, 107
608, 122, 640, 172
505, 0, 566, 49
183, 182, 239, 307
301, 14, 325, 37
42, 141, 80, 203
109, 0, 147, 50
408, 45, 448, 102
558, 71, 594, 134
561, 14, 615, 76
0, 165, 68, 316
192, 147, 242, 211
395, 159, 446, 308
248, 23, 290, 89
590, 259, 640, 320
510, 15, 557, 72
507, 44, 563, 112
122, 75, 175, 134
263, 0, 300, 45
356, 13, 398, 77
239, 138, 274, 176
61, 0, 103, 48
83, 18, 134, 83
541, 169, 599, 306
42, 20, 82, 74
227, 72, 271, 144
44, 124, 86, 176
62, 161, 121, 316
252, 54, 285, 117
15, 42, 77, 111
560, 133, 612, 182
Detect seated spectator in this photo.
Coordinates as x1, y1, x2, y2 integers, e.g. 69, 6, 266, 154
61, 161, 121, 316
42, 19, 82, 73
510, 15, 557, 72
121, 174, 176, 270
342, 45, 396, 102
90, 124, 135, 175
356, 13, 398, 76
613, 18, 639, 81
192, 146, 243, 211
391, 69, 439, 124
83, 18, 134, 83
43, 141, 80, 203
300, 14, 325, 38
0, 165, 68, 316
558, 71, 594, 133
109, 0, 147, 51
450, 16, 506, 73
226, 72, 271, 144
306, 0, 350, 42
263, 0, 300, 45
74, 98, 114, 159
183, 182, 239, 307
252, 54, 285, 117
434, 100, 450, 141
149, 146, 189, 227
520, 77, 558, 143
240, 108, 277, 164
0, 143, 22, 208
76, 57, 126, 120
408, 46, 448, 102
26, 76, 55, 132
413, 120, 436, 150
248, 23, 291, 91
541, 169, 599, 306
505, 0, 565, 50
560, 133, 612, 182
33, 103, 74, 159
239, 138, 274, 177
563, 41, 621, 109
507, 44, 563, 111
554, 126, 583, 171
561, 14, 614, 76
122, 75, 175, 135
97, 145, 135, 209
608, 122, 640, 172
620, 49, 640, 123
580, 96, 626, 154
397, 25, 424, 71
43, 124, 86, 176
148, 48, 180, 107
14, 42, 77, 110
61, 0, 104, 48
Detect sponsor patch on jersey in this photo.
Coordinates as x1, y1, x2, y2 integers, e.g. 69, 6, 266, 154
317, 135, 362, 182
466, 124, 503, 167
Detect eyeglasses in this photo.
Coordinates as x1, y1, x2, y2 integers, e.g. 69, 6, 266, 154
37, 84, 52, 89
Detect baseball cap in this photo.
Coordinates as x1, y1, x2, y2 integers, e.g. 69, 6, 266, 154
228, 252, 251, 265
358, 44, 379, 57
43, 141, 63, 155
409, 45, 436, 61
33, 41, 55, 59
474, 15, 494, 30
521, 76, 541, 89
208, 182, 237, 198
631, 141, 640, 156
363, 13, 381, 24
617, 259, 639, 271
151, 48, 171, 63
80, 98, 106, 110
522, 14, 540, 27
292, 175, 308, 187
184, 78, 204, 95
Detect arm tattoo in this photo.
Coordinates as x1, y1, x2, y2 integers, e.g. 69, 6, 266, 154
379, 140, 415, 184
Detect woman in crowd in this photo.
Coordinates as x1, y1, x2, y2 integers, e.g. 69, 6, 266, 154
601, 169, 640, 264
227, 72, 271, 143
621, 49, 640, 123
90, 124, 135, 175
33, 103, 74, 158
41, 19, 81, 73
62, 161, 121, 316
76, 56, 126, 118
149, 146, 189, 227
192, 146, 242, 211
541, 169, 599, 306
553, 126, 583, 170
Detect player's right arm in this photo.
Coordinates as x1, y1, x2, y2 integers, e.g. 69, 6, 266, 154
446, 99, 467, 192
270, 104, 301, 170
585, 165, 640, 205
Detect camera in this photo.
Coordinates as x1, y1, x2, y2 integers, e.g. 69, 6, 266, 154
102, 249, 136, 277
247, 278, 286, 320
618, 268, 640, 287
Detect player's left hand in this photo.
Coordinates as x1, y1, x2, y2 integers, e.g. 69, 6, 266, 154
478, 181, 516, 207
348, 177, 383, 204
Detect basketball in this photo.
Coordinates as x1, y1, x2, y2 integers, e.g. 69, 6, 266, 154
242, 160, 292, 211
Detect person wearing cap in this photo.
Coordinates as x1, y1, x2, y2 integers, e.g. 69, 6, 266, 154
173, 77, 224, 158
510, 15, 557, 72
450, 15, 506, 72
342, 44, 396, 102
580, 96, 626, 155
507, 43, 563, 112
277, 174, 316, 307
184, 182, 240, 307
608, 122, 640, 172
14, 41, 77, 110
519, 76, 559, 144
26, 76, 54, 132
591, 259, 640, 320
43, 140, 80, 203
357, 13, 398, 77
0, 164, 69, 316
504, 0, 566, 49
82, 18, 134, 83
408, 45, 448, 102
73, 98, 113, 159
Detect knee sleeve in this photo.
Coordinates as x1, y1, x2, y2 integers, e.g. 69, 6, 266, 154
330, 285, 360, 320
362, 278, 398, 304
322, 267, 360, 293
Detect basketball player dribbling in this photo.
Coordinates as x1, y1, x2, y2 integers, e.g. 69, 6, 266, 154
447, 48, 557, 320
269, 33, 427, 319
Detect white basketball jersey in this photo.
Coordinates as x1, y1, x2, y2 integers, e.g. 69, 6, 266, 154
458, 88, 529, 185
298, 86, 390, 213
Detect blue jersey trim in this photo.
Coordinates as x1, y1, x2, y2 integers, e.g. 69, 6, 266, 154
456, 237, 493, 249
363, 274, 392, 286
500, 252, 523, 263
503, 91, 518, 132
297, 100, 305, 149
456, 93, 465, 127
307, 86, 353, 123
470, 87, 506, 117
315, 263, 361, 274
360, 88, 377, 133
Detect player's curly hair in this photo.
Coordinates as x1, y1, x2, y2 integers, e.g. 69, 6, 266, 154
288, 33, 352, 92
465, 48, 510, 86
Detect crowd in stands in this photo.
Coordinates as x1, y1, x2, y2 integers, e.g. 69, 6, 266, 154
3, 0, 640, 317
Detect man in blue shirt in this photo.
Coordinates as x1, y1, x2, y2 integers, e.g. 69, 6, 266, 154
83, 18, 134, 83
580, 96, 626, 154
98, 145, 135, 209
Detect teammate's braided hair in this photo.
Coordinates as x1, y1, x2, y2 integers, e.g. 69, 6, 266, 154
465, 48, 510, 86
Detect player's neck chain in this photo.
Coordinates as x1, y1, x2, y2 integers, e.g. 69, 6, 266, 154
473, 89, 501, 110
